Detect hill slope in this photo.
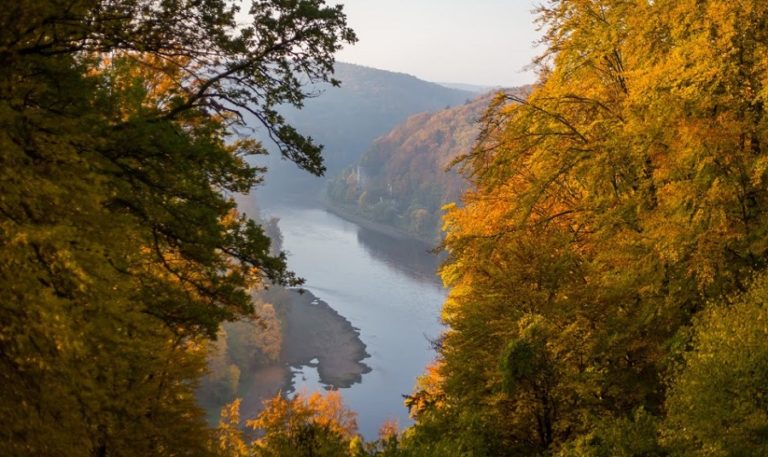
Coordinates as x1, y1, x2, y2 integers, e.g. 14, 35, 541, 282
251, 62, 474, 200
327, 92, 495, 241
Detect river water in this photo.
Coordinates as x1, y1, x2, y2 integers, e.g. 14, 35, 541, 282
261, 199, 446, 438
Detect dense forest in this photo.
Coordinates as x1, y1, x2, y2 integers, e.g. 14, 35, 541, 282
327, 94, 490, 241
398, 1, 768, 456
0, 0, 355, 455
328, 90, 528, 241
5, 0, 768, 456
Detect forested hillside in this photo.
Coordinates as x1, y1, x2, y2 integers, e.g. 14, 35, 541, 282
253, 63, 474, 199
327, 96, 485, 240
328, 90, 527, 241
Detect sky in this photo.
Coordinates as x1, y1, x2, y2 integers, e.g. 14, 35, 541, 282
334, 0, 543, 87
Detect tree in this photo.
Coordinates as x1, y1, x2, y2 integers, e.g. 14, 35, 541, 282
413, 0, 768, 455
0, 0, 355, 455
247, 391, 358, 457
663, 273, 768, 456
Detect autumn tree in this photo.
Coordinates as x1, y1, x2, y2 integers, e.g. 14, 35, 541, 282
0, 0, 354, 455
410, 0, 768, 455
663, 273, 768, 456
251, 391, 358, 457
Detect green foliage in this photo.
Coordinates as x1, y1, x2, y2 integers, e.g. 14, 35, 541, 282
556, 409, 663, 457
0, 0, 354, 455
663, 273, 768, 456
500, 318, 552, 395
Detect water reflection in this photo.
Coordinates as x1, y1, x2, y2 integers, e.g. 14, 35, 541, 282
256, 200, 446, 438
355, 226, 443, 287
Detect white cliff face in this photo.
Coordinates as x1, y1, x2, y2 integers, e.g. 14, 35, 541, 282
354, 165, 367, 188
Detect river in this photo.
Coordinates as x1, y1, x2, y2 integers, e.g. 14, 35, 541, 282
261, 199, 446, 438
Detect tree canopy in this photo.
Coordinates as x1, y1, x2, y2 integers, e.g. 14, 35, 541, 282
400, 0, 768, 455
0, 0, 354, 455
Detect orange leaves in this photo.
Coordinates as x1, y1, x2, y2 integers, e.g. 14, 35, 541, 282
215, 390, 359, 456
216, 399, 249, 457
429, 0, 768, 451
248, 390, 358, 441
405, 361, 446, 419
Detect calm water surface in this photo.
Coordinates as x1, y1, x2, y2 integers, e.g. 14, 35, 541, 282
263, 200, 446, 438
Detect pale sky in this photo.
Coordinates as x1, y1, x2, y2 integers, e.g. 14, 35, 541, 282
335, 0, 543, 87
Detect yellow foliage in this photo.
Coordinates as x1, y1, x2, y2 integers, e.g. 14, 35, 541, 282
248, 390, 358, 441
427, 0, 768, 452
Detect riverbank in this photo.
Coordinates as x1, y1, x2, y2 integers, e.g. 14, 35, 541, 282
230, 199, 446, 437
238, 287, 370, 418
323, 198, 441, 246
280, 288, 371, 387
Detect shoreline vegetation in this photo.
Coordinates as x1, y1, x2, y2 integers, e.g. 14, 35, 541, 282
204, 287, 371, 423
323, 196, 438, 245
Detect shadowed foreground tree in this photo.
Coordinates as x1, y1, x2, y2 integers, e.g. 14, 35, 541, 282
663, 273, 768, 457
0, 0, 354, 455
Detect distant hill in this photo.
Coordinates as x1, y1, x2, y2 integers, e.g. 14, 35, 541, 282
250, 62, 474, 201
327, 87, 530, 241
438, 82, 500, 93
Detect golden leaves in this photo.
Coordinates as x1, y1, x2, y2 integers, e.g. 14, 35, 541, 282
429, 0, 768, 451
248, 390, 358, 443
